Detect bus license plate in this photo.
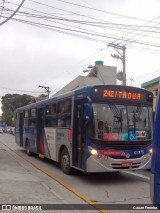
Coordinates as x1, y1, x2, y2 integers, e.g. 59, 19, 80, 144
121, 162, 132, 167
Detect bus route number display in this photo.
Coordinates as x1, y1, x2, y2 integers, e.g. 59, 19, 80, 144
103, 89, 142, 100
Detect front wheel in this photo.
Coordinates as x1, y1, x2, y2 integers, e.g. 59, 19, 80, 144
61, 148, 71, 175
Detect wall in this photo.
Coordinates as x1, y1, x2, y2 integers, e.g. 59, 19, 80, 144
53, 64, 117, 96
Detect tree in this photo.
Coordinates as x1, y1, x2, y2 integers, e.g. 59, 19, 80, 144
35, 94, 48, 102
1, 94, 34, 125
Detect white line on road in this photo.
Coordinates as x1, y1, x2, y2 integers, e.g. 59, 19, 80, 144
122, 171, 150, 180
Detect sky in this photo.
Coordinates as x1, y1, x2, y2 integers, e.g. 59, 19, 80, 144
0, 0, 160, 115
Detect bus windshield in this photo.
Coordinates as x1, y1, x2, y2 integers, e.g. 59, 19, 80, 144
91, 103, 152, 141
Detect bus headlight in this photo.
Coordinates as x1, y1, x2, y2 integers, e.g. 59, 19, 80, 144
149, 148, 152, 155
88, 146, 106, 159
91, 149, 98, 156
88, 146, 98, 156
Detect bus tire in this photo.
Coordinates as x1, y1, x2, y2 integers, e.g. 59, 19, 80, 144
26, 140, 32, 156
61, 148, 71, 175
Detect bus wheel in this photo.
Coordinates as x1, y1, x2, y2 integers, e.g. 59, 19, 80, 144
26, 140, 32, 156
61, 148, 71, 175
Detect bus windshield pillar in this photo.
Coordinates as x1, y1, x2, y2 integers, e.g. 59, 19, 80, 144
151, 89, 160, 207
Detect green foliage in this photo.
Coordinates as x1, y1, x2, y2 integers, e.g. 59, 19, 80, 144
1, 94, 34, 125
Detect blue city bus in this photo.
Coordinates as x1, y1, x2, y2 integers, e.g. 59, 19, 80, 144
151, 83, 160, 207
15, 85, 153, 174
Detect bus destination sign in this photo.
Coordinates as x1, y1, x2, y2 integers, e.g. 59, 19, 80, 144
103, 90, 142, 100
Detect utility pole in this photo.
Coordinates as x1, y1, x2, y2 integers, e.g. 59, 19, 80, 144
39, 85, 51, 98
108, 43, 126, 85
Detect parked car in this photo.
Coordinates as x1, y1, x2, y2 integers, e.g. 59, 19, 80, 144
5, 127, 12, 133
0, 127, 4, 133
11, 127, 15, 135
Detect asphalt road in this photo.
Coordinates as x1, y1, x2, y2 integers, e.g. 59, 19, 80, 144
0, 133, 156, 213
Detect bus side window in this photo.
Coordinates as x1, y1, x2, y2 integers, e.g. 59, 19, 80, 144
29, 109, 36, 127
57, 99, 72, 128
58, 118, 65, 127
45, 103, 57, 127
24, 110, 29, 127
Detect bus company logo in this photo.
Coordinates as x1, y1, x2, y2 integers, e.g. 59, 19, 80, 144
125, 153, 130, 158
121, 152, 126, 157
120, 152, 130, 158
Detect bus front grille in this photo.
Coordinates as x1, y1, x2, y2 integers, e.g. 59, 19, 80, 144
111, 162, 141, 169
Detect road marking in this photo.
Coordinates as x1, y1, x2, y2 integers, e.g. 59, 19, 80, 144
122, 171, 150, 180
4, 144, 109, 213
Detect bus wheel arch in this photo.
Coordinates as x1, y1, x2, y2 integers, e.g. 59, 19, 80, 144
60, 146, 71, 175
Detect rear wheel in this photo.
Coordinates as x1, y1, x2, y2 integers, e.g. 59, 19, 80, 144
61, 148, 71, 174
26, 140, 32, 156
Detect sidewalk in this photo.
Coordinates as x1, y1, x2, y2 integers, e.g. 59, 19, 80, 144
0, 141, 99, 213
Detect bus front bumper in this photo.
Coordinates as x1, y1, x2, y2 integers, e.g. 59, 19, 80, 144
86, 153, 151, 172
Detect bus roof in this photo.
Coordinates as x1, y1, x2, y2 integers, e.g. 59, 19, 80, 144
16, 84, 153, 112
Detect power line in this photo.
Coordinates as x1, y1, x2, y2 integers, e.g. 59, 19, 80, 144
48, 0, 160, 24
5, 2, 160, 32
0, 0, 5, 18
2, 11, 160, 50
2, 1, 160, 55
6, 0, 160, 44
129, 69, 160, 80
30, 0, 113, 23
3, 7, 160, 36
5, 1, 158, 45
130, 21, 160, 44
126, 71, 160, 86
116, 16, 160, 46
29, 0, 160, 29
0, 14, 121, 41
0, 0, 25, 26
1, 7, 127, 41
128, 45, 160, 54
0, 85, 43, 94
28, 0, 160, 38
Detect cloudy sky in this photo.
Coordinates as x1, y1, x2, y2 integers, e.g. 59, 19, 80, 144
0, 0, 160, 115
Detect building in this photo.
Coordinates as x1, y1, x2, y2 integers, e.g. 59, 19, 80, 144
141, 76, 160, 115
53, 61, 117, 96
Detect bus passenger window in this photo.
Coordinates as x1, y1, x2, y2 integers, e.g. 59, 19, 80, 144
65, 116, 71, 128
28, 109, 36, 127
45, 103, 57, 127
24, 110, 29, 127
64, 114, 71, 128
57, 99, 72, 128
58, 118, 65, 127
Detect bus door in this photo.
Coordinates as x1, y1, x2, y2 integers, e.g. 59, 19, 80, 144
73, 99, 86, 170
19, 112, 24, 147
37, 108, 45, 155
